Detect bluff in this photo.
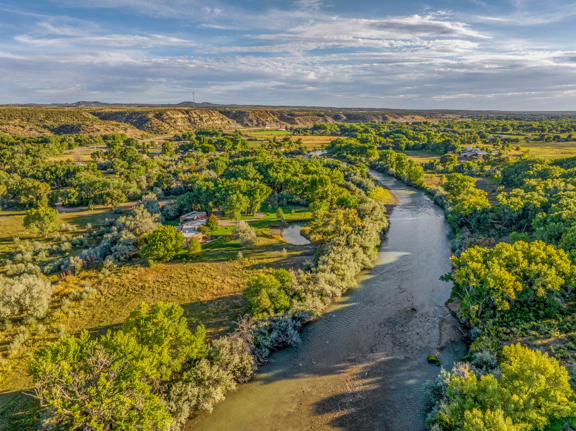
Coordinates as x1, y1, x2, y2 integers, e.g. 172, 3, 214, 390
0, 107, 430, 137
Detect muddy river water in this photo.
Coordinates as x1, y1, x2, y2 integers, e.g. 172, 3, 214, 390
187, 170, 466, 431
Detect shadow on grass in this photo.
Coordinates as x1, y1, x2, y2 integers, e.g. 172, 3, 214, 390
0, 390, 43, 431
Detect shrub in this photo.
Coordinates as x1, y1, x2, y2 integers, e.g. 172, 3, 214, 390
0, 274, 52, 318
276, 207, 284, 220
231, 221, 257, 247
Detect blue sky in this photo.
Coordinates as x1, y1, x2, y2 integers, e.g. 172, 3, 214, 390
1, 0, 575, 109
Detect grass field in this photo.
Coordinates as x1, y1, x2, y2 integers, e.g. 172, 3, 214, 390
246, 135, 336, 150
244, 130, 292, 135
516, 141, 576, 159
405, 150, 441, 165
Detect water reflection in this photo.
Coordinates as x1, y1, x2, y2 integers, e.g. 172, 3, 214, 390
281, 223, 310, 245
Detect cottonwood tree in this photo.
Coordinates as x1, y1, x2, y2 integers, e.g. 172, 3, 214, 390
224, 193, 249, 221
205, 214, 219, 231
23, 206, 59, 238
30, 330, 171, 431
122, 302, 207, 379
161, 141, 175, 156
243, 272, 291, 317
140, 226, 184, 265
100, 189, 126, 209
445, 240, 576, 323
431, 344, 576, 431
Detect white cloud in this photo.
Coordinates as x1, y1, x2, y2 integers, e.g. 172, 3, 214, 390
15, 33, 194, 47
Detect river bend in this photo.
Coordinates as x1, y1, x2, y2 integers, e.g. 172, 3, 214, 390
188, 171, 466, 431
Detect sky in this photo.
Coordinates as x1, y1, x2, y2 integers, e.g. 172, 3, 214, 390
0, 0, 575, 110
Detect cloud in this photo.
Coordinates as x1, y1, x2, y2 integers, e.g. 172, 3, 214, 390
255, 15, 489, 44
14, 33, 195, 48
0, 0, 575, 110
474, 0, 576, 25
50, 0, 231, 20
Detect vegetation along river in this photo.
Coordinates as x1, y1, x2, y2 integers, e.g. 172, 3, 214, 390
188, 170, 466, 431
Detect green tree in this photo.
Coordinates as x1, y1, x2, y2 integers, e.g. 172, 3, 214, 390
155, 172, 174, 190
187, 236, 202, 259
122, 302, 207, 379
446, 240, 576, 323
140, 225, 184, 265
23, 206, 59, 238
101, 189, 126, 209
309, 200, 330, 218
206, 214, 219, 231
30, 330, 171, 431
276, 207, 284, 220
161, 141, 175, 156
336, 194, 359, 209
243, 272, 291, 317
224, 193, 249, 222
440, 153, 458, 167
434, 344, 576, 431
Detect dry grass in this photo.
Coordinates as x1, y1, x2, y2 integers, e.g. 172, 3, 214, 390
246, 135, 336, 150
513, 141, 576, 159
405, 150, 441, 165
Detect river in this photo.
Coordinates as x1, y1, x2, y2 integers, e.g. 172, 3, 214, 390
187, 170, 466, 431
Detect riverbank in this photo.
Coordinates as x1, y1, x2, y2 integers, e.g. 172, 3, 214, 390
188, 171, 466, 431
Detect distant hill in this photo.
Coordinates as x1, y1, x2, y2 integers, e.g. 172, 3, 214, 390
1, 102, 575, 137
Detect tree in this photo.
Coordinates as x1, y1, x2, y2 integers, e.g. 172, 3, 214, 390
155, 172, 174, 190
30, 330, 171, 431
432, 344, 576, 431
0, 274, 52, 318
224, 193, 249, 222
206, 214, 219, 231
368, 187, 392, 204
101, 189, 126, 209
140, 225, 184, 265
243, 272, 291, 317
245, 182, 271, 214
122, 302, 207, 379
276, 207, 284, 220
446, 240, 576, 323
23, 206, 59, 238
336, 194, 359, 209
188, 237, 202, 259
440, 153, 458, 167
308, 208, 361, 243
161, 141, 175, 156
309, 200, 330, 218
231, 220, 257, 246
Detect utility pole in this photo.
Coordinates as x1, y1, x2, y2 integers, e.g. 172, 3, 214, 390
193, 92, 195, 104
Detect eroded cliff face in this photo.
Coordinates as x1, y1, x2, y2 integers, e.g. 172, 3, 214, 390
0, 107, 431, 137
92, 109, 241, 134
